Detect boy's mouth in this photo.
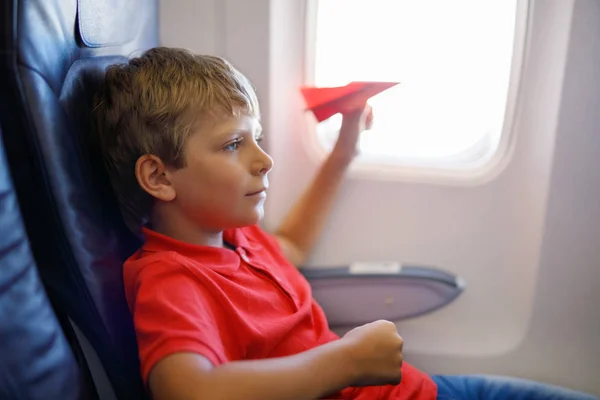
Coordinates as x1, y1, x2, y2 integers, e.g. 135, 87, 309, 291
246, 187, 267, 196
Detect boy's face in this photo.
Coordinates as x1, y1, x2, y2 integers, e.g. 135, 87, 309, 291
167, 112, 273, 230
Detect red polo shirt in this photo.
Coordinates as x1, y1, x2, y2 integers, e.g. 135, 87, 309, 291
123, 225, 437, 399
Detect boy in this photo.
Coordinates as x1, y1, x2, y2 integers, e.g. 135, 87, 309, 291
93, 47, 598, 400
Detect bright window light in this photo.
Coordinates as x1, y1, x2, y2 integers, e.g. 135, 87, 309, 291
311, 0, 520, 169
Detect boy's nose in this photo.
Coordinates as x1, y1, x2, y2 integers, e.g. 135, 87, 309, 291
253, 147, 274, 176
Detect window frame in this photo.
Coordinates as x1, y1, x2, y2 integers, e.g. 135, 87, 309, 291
303, 0, 531, 186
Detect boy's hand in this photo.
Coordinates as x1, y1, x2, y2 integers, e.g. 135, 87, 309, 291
340, 320, 404, 387
332, 104, 374, 161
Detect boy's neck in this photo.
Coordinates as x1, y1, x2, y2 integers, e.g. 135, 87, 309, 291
151, 205, 225, 248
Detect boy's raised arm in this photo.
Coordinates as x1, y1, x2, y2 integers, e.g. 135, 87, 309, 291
275, 106, 373, 266
148, 320, 403, 400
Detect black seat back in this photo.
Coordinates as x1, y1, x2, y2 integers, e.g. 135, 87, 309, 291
0, 126, 87, 400
0, 1, 158, 398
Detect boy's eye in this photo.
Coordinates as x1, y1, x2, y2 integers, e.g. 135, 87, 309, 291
255, 134, 264, 143
224, 138, 242, 151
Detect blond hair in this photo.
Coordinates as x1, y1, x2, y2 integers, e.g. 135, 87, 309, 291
92, 47, 260, 232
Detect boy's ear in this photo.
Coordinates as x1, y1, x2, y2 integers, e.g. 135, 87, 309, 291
135, 155, 176, 202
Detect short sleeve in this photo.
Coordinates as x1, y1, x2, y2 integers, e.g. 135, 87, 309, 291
131, 261, 228, 384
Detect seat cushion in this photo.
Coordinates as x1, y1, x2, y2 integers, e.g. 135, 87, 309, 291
0, 126, 85, 400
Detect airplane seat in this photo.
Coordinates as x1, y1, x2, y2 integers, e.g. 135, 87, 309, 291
0, 125, 89, 400
0, 0, 158, 398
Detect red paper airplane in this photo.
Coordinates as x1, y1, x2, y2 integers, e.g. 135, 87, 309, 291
300, 81, 399, 122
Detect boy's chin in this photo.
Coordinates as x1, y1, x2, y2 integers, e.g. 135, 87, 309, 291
227, 209, 264, 228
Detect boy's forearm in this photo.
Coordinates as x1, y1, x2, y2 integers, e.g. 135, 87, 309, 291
196, 339, 356, 400
275, 148, 353, 265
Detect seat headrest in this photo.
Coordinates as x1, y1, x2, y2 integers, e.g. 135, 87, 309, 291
78, 0, 143, 47
0, 1, 158, 398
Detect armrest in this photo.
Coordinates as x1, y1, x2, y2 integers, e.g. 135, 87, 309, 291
301, 264, 465, 327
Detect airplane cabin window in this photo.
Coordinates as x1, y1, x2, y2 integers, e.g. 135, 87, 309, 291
307, 0, 525, 179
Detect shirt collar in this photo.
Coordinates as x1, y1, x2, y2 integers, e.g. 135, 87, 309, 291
141, 226, 256, 275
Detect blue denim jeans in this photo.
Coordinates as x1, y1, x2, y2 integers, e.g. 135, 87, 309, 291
432, 375, 599, 400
